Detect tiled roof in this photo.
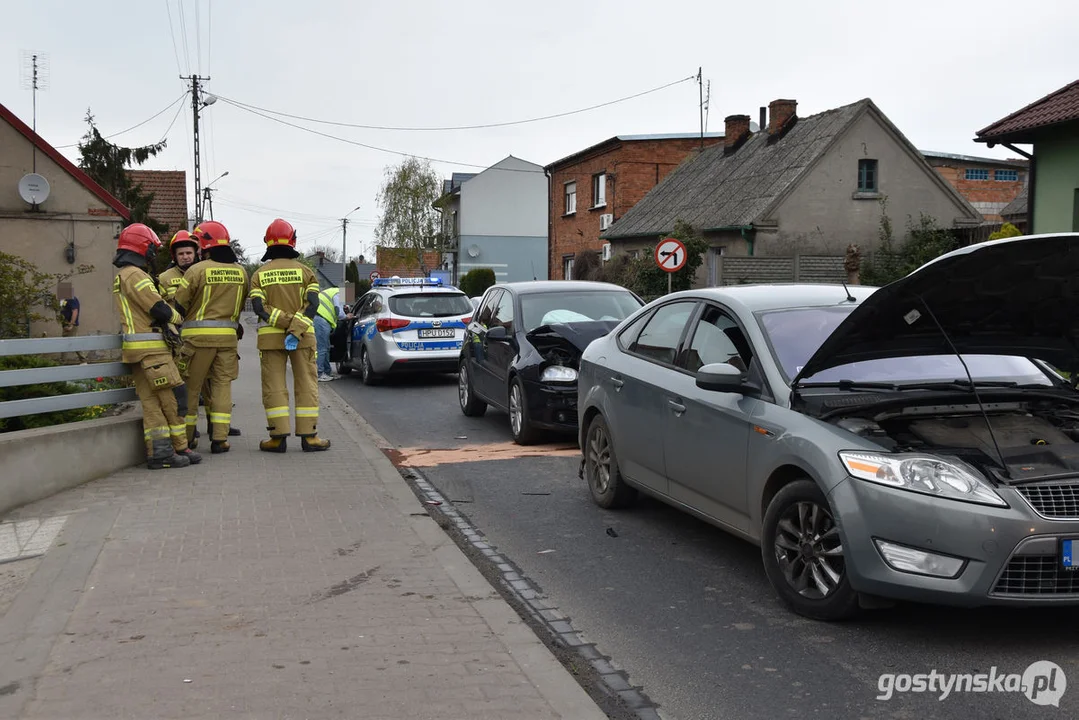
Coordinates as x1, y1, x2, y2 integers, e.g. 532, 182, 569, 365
127, 170, 188, 236
545, 133, 724, 171
1000, 183, 1028, 219
604, 100, 869, 238
976, 78, 1079, 142
0, 101, 130, 219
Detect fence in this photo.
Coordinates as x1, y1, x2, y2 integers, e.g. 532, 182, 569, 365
0, 335, 136, 421
713, 254, 851, 286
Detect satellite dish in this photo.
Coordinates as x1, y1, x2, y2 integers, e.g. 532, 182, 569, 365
467, 244, 481, 258
18, 173, 50, 206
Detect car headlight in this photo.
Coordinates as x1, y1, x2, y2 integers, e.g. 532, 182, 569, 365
541, 365, 578, 383
838, 451, 1007, 507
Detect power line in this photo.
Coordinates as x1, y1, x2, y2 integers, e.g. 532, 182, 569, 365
215, 75, 696, 132
177, 0, 192, 74
55, 94, 186, 148
159, 100, 186, 143
194, 0, 202, 76
219, 98, 543, 172
213, 195, 346, 224
164, 0, 183, 76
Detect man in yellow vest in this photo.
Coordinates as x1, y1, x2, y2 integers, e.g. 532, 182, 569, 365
112, 223, 201, 469
249, 218, 330, 453
173, 220, 248, 454
315, 286, 349, 381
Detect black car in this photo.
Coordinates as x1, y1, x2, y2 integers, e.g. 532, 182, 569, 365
458, 281, 643, 444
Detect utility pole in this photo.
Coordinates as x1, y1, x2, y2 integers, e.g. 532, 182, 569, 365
697, 67, 704, 151
181, 73, 212, 223
704, 80, 711, 133
341, 217, 349, 296
203, 187, 214, 220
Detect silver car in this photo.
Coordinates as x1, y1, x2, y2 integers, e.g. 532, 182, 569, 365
340, 277, 473, 385
578, 232, 1079, 620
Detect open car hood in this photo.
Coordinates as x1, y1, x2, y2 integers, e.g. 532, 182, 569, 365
793, 233, 1079, 385
525, 320, 621, 352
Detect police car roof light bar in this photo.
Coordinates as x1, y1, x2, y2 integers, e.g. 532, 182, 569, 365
372, 277, 443, 287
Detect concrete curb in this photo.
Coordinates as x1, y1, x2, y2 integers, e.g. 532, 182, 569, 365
322, 387, 610, 720
0, 406, 143, 517
323, 385, 664, 720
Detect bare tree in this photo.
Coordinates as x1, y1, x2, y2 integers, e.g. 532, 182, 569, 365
309, 244, 342, 262
375, 157, 441, 272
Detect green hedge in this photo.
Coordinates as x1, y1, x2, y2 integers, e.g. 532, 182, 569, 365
458, 268, 496, 297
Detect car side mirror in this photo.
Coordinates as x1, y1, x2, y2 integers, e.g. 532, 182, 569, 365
486, 325, 509, 341
696, 362, 753, 394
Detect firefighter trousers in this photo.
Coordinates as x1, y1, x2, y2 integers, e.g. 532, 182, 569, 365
182, 346, 238, 443
132, 354, 188, 457
260, 347, 319, 437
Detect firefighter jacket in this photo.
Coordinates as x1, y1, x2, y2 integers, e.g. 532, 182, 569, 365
173, 260, 249, 348
113, 266, 182, 363
249, 259, 321, 351
157, 264, 185, 306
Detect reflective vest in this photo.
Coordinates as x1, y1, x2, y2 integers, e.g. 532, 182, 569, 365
317, 288, 340, 329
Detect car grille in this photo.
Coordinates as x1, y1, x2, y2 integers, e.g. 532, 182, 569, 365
1017, 482, 1079, 519
991, 555, 1079, 596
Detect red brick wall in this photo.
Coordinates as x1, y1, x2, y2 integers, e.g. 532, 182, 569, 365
547, 137, 722, 279
376, 246, 442, 277
929, 164, 1026, 222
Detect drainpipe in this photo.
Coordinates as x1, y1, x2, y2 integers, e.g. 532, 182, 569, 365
544, 168, 553, 280
1001, 143, 1034, 233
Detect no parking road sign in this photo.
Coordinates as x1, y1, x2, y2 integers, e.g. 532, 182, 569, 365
369, 271, 381, 281
655, 237, 687, 273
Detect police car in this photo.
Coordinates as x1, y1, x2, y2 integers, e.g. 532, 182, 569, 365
331, 277, 473, 385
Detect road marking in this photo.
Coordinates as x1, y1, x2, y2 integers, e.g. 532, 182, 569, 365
385, 441, 580, 468
0, 516, 68, 564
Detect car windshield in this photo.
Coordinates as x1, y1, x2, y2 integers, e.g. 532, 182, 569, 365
388, 292, 473, 318
757, 306, 1053, 386
520, 290, 642, 333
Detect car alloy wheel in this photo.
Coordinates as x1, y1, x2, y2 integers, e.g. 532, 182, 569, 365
509, 383, 523, 436
458, 365, 470, 408
360, 347, 379, 386
774, 500, 844, 600
583, 415, 636, 508
508, 377, 539, 445
458, 361, 487, 417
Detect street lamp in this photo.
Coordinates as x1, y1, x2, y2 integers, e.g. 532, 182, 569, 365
202, 171, 229, 221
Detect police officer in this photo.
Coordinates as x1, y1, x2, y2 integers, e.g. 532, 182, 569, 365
249, 218, 330, 452
173, 220, 248, 454
112, 223, 201, 469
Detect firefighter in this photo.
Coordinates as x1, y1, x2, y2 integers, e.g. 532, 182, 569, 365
157, 230, 201, 432
249, 218, 330, 452
173, 220, 248, 454
112, 223, 201, 469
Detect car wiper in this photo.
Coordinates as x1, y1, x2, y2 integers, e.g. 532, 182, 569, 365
797, 379, 1024, 393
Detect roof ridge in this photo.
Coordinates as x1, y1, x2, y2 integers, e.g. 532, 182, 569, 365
976, 77, 1079, 138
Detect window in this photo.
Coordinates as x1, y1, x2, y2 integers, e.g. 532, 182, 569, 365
965, 168, 990, 181
451, 210, 459, 235
628, 301, 696, 366
519, 290, 642, 332
389, 292, 473, 318
492, 291, 515, 333
564, 181, 577, 215
617, 310, 654, 350
562, 255, 574, 280
857, 159, 878, 192
995, 169, 1019, 182
476, 289, 501, 326
592, 173, 606, 207
682, 305, 753, 373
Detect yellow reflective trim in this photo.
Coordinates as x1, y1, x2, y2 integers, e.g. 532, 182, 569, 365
269, 308, 281, 326
197, 284, 212, 321
233, 284, 244, 320
117, 293, 135, 333
249, 289, 266, 299
306, 284, 322, 294
208, 413, 231, 423
266, 407, 290, 418
295, 407, 319, 417
123, 340, 168, 349
184, 415, 199, 426
258, 326, 286, 335
134, 278, 155, 291
181, 327, 238, 336
147, 426, 170, 438
179, 277, 191, 288
169, 425, 186, 436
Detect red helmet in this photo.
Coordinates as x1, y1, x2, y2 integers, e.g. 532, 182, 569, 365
117, 223, 162, 257
168, 229, 199, 255
264, 218, 297, 248
192, 221, 231, 251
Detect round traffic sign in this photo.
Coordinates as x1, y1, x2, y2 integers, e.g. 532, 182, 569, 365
654, 237, 687, 273
369, 270, 381, 281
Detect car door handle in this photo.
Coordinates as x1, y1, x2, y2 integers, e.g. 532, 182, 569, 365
611, 377, 624, 391
668, 400, 686, 416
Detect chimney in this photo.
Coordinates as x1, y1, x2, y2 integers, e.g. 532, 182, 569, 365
759, 106, 767, 132
768, 99, 797, 136
724, 114, 751, 151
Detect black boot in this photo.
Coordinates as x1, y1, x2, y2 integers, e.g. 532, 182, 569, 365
300, 435, 331, 452
228, 426, 241, 436
178, 448, 202, 465
259, 436, 288, 453
211, 440, 230, 454
147, 439, 192, 470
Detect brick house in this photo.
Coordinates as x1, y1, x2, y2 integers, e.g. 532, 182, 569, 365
126, 169, 188, 239
920, 151, 1027, 222
544, 133, 723, 279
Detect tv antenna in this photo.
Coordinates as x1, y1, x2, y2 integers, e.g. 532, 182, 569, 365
20, 51, 50, 171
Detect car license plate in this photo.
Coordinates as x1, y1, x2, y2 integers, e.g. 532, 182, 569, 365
1062, 538, 1078, 571
418, 328, 455, 339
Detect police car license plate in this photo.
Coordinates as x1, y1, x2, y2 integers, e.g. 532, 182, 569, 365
1062, 538, 1078, 571
418, 328, 455, 339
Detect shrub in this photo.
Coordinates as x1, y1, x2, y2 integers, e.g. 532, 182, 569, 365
458, 268, 496, 297
988, 222, 1023, 241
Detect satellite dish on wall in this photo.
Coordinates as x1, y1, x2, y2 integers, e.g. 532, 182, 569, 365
18, 173, 50, 206
467, 244, 481, 258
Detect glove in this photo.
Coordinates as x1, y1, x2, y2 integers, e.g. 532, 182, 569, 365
284, 333, 299, 351
163, 323, 182, 350
236, 323, 245, 340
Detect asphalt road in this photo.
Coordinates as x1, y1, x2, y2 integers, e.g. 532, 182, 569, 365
332, 371, 1079, 720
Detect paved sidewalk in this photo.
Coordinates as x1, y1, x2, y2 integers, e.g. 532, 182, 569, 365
0, 324, 606, 720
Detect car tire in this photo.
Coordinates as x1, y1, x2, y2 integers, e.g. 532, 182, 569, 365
761, 479, 860, 621
508, 376, 540, 445
359, 346, 381, 386
336, 361, 352, 376
458, 360, 487, 417
584, 414, 637, 509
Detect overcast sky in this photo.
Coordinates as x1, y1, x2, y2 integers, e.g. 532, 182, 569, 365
3, 0, 1076, 262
